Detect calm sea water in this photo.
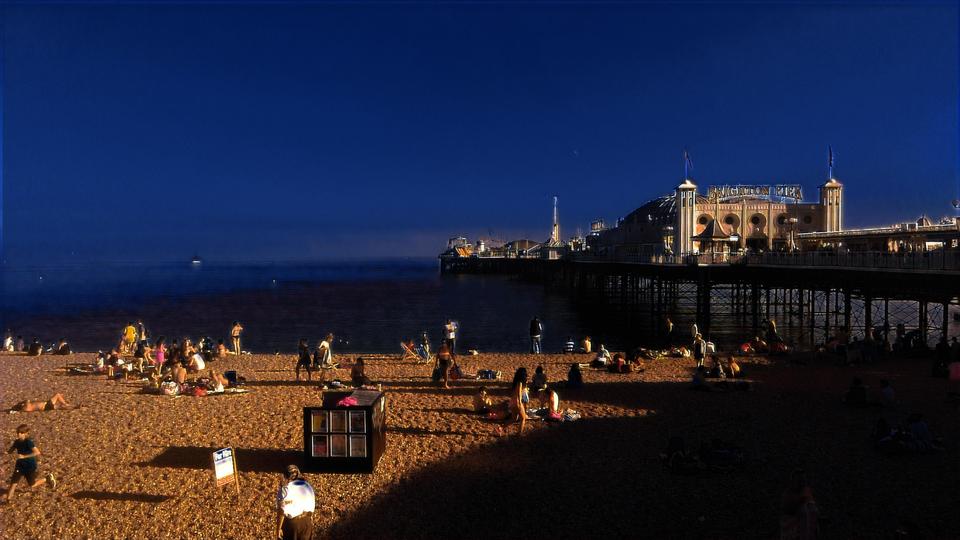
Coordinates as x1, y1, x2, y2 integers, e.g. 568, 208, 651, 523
0, 260, 602, 354
4, 260, 953, 354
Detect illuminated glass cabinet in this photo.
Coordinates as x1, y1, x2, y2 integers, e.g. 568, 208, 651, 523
302, 390, 386, 473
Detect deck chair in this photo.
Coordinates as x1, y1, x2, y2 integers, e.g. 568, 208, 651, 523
401, 342, 419, 362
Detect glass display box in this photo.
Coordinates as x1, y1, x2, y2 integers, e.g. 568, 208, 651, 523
302, 389, 386, 473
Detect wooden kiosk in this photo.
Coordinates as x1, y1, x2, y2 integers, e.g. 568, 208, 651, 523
302, 389, 386, 473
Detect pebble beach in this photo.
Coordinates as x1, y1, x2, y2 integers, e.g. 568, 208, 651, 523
0, 350, 957, 539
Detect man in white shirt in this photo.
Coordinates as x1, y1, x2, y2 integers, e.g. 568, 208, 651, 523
444, 319, 458, 353
275, 465, 315, 540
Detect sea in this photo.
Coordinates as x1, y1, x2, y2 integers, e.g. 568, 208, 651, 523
0, 259, 599, 354
2, 259, 954, 355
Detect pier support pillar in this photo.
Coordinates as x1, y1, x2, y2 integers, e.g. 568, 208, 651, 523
943, 302, 951, 341
919, 301, 928, 345
864, 295, 873, 339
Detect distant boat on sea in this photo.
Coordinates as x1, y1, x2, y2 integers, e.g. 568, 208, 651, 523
191, 255, 202, 265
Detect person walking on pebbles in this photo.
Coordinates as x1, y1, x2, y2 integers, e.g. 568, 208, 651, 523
2, 424, 56, 503
275, 464, 315, 540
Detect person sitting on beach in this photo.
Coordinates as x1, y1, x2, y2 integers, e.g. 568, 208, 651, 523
531, 365, 548, 390
216, 339, 229, 358
608, 353, 631, 373
590, 345, 611, 368
567, 363, 584, 389
9, 394, 76, 413
749, 336, 768, 354
172, 364, 188, 386
54, 339, 71, 356
435, 342, 454, 389
690, 367, 710, 391
188, 352, 206, 373
843, 377, 870, 406
728, 357, 742, 378
3, 333, 13, 352
581, 336, 592, 354
563, 337, 576, 354
182, 339, 197, 365
906, 413, 943, 451
879, 379, 895, 406
708, 355, 726, 379
202, 370, 229, 393
27, 338, 42, 357
473, 386, 493, 414
351, 357, 372, 387
538, 386, 560, 415
15, 336, 24, 352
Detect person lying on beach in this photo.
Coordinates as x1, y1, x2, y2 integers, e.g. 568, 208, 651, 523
607, 353, 631, 373
9, 394, 76, 413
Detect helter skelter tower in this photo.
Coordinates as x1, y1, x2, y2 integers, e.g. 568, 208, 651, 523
550, 196, 560, 244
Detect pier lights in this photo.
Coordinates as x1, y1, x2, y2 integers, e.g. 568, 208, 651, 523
787, 217, 799, 252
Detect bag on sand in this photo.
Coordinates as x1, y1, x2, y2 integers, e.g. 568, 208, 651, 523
431, 367, 442, 382
161, 381, 180, 396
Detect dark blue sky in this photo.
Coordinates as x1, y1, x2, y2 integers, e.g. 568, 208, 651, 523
2, 2, 957, 263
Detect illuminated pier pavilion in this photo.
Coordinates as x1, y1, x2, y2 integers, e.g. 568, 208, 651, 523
439, 169, 960, 348
590, 178, 841, 258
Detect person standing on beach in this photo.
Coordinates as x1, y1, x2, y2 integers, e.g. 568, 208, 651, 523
529, 316, 543, 354
275, 464, 315, 540
664, 316, 674, 347
296, 339, 312, 382
314, 334, 336, 387
3, 424, 56, 503
693, 333, 707, 369
136, 320, 148, 343
231, 321, 244, 356
444, 319, 458, 353
121, 322, 137, 354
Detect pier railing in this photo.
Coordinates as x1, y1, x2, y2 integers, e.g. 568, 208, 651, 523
566, 250, 960, 271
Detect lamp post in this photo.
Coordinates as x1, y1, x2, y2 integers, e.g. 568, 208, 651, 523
787, 217, 799, 252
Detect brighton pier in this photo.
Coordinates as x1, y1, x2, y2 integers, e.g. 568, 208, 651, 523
439, 176, 960, 348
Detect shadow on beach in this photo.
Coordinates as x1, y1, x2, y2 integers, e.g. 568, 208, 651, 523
136, 446, 304, 473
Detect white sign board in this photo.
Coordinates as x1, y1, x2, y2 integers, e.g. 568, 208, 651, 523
212, 447, 239, 492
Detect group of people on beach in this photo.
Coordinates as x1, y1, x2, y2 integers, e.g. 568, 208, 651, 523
3, 332, 71, 357
472, 366, 565, 436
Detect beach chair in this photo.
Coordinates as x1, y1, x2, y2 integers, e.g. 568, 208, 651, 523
400, 342, 419, 362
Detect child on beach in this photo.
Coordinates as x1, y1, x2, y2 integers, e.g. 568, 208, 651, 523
3, 425, 56, 503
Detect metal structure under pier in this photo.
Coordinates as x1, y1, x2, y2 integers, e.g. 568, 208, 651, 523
440, 256, 960, 349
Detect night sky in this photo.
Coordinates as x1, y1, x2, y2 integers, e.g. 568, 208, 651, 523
2, 2, 957, 263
